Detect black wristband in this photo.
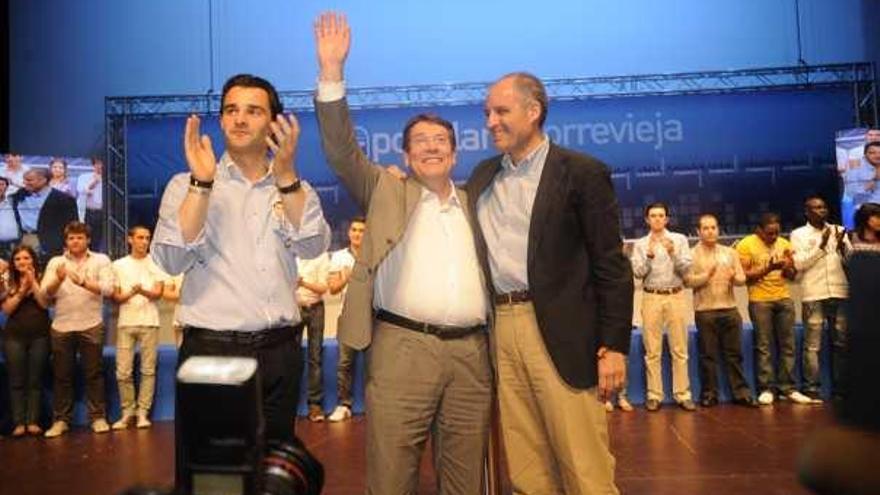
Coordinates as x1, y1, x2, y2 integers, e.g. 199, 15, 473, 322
277, 179, 302, 195
189, 176, 214, 189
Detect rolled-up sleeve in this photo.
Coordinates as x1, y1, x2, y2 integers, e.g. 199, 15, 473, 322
151, 173, 206, 275
273, 181, 332, 260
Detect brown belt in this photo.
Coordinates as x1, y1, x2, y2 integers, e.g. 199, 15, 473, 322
494, 290, 532, 305
643, 286, 683, 295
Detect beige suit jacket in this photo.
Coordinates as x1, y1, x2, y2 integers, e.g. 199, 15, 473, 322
316, 97, 482, 350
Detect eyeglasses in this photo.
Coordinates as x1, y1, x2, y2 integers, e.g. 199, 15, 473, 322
410, 135, 451, 148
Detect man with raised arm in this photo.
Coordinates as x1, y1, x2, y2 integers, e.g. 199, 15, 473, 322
314, 13, 492, 494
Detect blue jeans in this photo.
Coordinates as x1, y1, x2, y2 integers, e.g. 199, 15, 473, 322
748, 298, 796, 395
802, 298, 847, 398
3, 335, 49, 425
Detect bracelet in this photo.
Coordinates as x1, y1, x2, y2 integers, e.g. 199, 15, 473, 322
277, 179, 302, 195
188, 185, 212, 196
189, 176, 214, 189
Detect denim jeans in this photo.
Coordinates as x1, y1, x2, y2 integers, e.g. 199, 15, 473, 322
801, 298, 847, 398
3, 335, 49, 425
300, 302, 326, 406
336, 343, 358, 408
748, 298, 796, 395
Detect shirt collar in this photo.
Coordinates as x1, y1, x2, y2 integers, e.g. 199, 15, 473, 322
218, 152, 274, 186
419, 181, 462, 208
501, 135, 550, 172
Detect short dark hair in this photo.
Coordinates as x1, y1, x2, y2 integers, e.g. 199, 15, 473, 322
644, 202, 668, 217
497, 72, 549, 128
221, 74, 283, 119
854, 202, 880, 239
90, 156, 104, 166
401, 113, 456, 152
64, 221, 91, 239
26, 168, 51, 182
758, 212, 781, 229
865, 141, 880, 155
804, 195, 826, 207
349, 215, 366, 225
697, 213, 718, 229
127, 224, 151, 237
0, 176, 9, 187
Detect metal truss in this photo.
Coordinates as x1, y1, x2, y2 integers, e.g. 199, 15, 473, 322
105, 63, 877, 257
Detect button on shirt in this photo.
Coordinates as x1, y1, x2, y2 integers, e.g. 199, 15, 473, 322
41, 251, 115, 333
630, 230, 693, 289
477, 137, 550, 293
151, 153, 332, 332
791, 223, 850, 302
375, 187, 487, 326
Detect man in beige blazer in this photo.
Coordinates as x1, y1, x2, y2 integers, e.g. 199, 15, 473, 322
313, 13, 492, 495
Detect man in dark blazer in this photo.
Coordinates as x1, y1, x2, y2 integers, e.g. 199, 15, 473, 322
466, 72, 634, 494
12, 168, 79, 260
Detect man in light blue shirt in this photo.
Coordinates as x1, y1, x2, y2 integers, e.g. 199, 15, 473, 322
630, 202, 695, 411
151, 74, 330, 489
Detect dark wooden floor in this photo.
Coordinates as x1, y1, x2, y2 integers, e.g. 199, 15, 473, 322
0, 404, 830, 495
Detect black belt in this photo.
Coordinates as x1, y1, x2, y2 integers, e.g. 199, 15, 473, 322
299, 301, 324, 310
494, 290, 532, 305
643, 286, 683, 295
184, 324, 303, 348
376, 309, 485, 340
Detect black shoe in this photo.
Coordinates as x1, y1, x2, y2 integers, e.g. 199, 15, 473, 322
645, 399, 661, 412
733, 396, 760, 408
678, 399, 697, 412
700, 396, 718, 408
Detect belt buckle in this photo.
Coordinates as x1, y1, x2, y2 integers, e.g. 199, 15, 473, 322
500, 293, 513, 305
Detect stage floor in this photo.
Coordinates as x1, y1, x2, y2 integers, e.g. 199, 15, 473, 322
0, 403, 829, 494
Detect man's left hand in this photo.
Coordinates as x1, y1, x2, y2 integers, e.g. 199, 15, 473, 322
597, 349, 626, 402
267, 113, 301, 187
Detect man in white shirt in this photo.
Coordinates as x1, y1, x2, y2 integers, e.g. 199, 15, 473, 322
791, 196, 850, 403
76, 157, 104, 251
325, 217, 364, 423
295, 250, 331, 422
315, 16, 492, 493
41, 221, 115, 437
111, 225, 167, 429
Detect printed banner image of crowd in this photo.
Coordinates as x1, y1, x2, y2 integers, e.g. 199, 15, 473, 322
0, 153, 106, 262
837, 128, 880, 228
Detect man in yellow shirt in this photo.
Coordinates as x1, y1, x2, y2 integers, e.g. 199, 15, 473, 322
736, 212, 812, 405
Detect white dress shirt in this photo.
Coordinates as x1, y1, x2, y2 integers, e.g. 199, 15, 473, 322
791, 223, 850, 302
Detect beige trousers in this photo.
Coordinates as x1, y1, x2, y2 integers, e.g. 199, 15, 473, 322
115, 325, 159, 416
640, 291, 691, 402
494, 302, 618, 495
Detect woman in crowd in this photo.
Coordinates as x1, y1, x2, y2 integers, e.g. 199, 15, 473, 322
2, 245, 52, 436
48, 158, 76, 197
850, 202, 880, 251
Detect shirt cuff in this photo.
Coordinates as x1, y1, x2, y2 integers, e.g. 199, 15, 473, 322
316, 80, 346, 102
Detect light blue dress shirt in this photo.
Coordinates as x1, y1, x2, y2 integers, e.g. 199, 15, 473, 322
151, 153, 332, 332
630, 230, 692, 289
477, 137, 550, 293
18, 186, 51, 232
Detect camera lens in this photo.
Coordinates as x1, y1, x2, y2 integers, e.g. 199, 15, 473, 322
261, 438, 324, 495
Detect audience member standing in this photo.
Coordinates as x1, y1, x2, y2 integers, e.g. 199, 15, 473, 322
685, 214, 757, 407
630, 202, 695, 411
11, 168, 78, 261
1, 245, 52, 436
111, 225, 167, 430
0, 177, 21, 259
48, 158, 76, 198
1, 153, 30, 195
76, 157, 104, 251
296, 251, 331, 422
41, 221, 114, 437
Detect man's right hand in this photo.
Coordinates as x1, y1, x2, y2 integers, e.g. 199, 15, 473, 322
56, 264, 67, 281
314, 12, 351, 83
184, 115, 217, 182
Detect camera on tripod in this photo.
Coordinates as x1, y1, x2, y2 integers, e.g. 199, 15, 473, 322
175, 356, 324, 495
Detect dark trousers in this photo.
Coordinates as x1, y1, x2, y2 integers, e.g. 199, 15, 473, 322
84, 209, 103, 252
336, 343, 358, 408
300, 303, 325, 406
50, 325, 106, 423
177, 325, 304, 443
3, 334, 49, 425
695, 308, 751, 400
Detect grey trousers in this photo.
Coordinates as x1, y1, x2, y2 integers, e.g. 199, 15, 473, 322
365, 320, 492, 495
